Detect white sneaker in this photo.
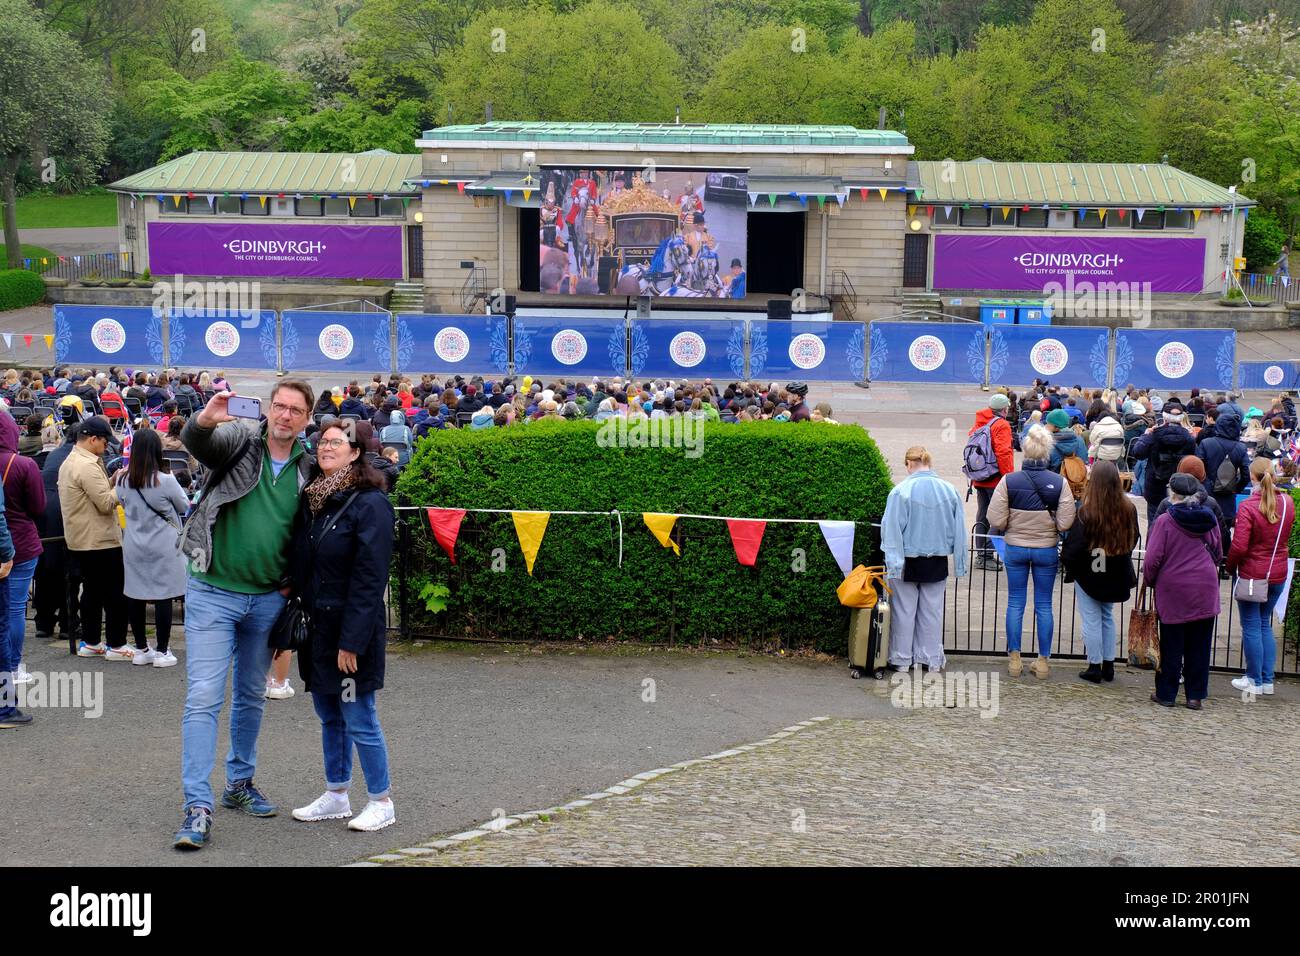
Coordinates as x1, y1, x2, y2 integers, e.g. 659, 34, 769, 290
14, 664, 32, 684
264, 679, 295, 700
77, 641, 107, 657
292, 791, 352, 822
1231, 676, 1264, 693
1258, 683, 1275, 695
104, 645, 135, 662
132, 646, 157, 666
152, 649, 178, 668
348, 799, 395, 832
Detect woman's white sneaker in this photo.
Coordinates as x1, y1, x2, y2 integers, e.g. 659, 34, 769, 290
14, 664, 32, 684
292, 791, 352, 822
348, 799, 395, 832
265, 679, 295, 700
1231, 676, 1264, 693
132, 646, 157, 666
152, 650, 178, 668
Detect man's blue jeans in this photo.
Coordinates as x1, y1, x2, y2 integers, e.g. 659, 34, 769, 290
181, 579, 285, 811
1004, 544, 1058, 657
4, 557, 39, 668
311, 691, 392, 800
1237, 581, 1284, 686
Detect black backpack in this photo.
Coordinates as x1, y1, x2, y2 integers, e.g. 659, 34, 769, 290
1151, 445, 1183, 486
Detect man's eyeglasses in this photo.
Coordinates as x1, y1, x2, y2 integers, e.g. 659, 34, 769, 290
271, 401, 308, 417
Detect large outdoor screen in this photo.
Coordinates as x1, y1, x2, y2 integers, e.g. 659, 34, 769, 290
538, 166, 749, 298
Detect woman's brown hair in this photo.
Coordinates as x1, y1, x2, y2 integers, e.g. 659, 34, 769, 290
1081, 461, 1137, 556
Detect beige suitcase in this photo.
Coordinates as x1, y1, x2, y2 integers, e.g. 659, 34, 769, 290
848, 598, 890, 680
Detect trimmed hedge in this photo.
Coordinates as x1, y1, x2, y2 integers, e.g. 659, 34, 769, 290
393, 420, 894, 650
0, 269, 46, 311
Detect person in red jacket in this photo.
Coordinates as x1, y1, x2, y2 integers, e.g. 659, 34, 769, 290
969, 393, 1016, 568
1226, 457, 1295, 696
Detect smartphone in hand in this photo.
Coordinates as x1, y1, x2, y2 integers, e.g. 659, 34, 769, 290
228, 396, 262, 419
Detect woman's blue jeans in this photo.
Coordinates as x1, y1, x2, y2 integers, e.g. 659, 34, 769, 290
1004, 545, 1058, 657
311, 690, 391, 800
1074, 583, 1116, 664
1237, 581, 1284, 686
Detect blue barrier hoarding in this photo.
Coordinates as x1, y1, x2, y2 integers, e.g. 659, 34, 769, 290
397, 314, 510, 376
749, 320, 865, 381
167, 311, 277, 368
988, 325, 1110, 388
1237, 361, 1300, 391
1113, 328, 1235, 391
53, 304, 165, 367
512, 317, 629, 378
631, 318, 747, 379
281, 310, 389, 373
868, 322, 985, 384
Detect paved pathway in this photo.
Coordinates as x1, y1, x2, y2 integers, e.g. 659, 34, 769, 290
380, 662, 1299, 866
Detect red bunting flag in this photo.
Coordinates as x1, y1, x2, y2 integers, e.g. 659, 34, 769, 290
1118, 208, 1127, 219
456, 181, 465, 193
426, 508, 466, 564
926, 205, 933, 217
726, 519, 766, 567
23, 335, 32, 347
859, 188, 867, 201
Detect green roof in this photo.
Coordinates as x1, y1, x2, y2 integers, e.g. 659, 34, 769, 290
911, 160, 1253, 207
419, 122, 911, 150
108, 151, 423, 196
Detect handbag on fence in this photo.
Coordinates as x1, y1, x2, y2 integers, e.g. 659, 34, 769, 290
837, 565, 890, 609
1233, 496, 1287, 603
1127, 583, 1160, 670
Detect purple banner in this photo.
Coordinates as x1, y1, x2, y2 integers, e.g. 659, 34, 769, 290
933, 234, 1206, 294
147, 222, 403, 279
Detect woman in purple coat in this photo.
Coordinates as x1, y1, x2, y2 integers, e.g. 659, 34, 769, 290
1143, 472, 1222, 710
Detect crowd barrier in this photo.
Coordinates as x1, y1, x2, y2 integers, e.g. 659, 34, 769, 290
40, 310, 1266, 392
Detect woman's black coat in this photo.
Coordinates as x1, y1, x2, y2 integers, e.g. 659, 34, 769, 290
290, 485, 395, 696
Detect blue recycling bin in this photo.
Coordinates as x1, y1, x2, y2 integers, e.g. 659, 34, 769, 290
1017, 302, 1053, 326
979, 300, 1017, 325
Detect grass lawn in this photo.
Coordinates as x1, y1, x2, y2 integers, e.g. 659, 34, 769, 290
14, 192, 117, 229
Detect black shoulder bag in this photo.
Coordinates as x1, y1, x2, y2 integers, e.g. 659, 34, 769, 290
269, 491, 361, 652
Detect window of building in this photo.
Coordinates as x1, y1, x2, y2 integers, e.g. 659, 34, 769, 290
1074, 210, 1105, 228
270, 197, 294, 216
959, 207, 991, 227
161, 198, 189, 215
1164, 209, 1194, 230
1016, 208, 1049, 228
932, 206, 958, 226
242, 197, 270, 216
323, 197, 350, 217
1105, 210, 1131, 228
350, 199, 379, 218
184, 198, 210, 216
296, 197, 324, 217
1132, 210, 1164, 230
379, 197, 405, 217
215, 196, 242, 215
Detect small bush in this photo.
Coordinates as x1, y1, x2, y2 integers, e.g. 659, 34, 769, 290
0, 269, 47, 311
1243, 211, 1286, 273
394, 420, 894, 649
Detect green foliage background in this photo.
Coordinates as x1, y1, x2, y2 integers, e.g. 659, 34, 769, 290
0, 268, 46, 310
393, 420, 893, 648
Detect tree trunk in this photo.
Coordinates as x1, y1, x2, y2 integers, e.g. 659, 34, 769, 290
1, 164, 22, 270
856, 0, 873, 36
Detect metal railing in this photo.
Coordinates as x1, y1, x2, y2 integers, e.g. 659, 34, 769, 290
1236, 272, 1297, 305
19, 251, 136, 282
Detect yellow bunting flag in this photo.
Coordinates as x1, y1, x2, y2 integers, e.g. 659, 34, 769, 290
347, 197, 356, 209
259, 196, 267, 208
907, 205, 916, 218
1193, 209, 1202, 222
172, 195, 182, 206
512, 511, 550, 576
642, 513, 680, 556
523, 189, 532, 201
1002, 206, 1011, 220
877, 188, 888, 201
1099, 208, 1107, 221
44, 335, 54, 349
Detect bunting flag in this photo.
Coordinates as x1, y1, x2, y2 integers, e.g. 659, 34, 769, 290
74, 256, 81, 265
1276, 559, 1296, 625
522, 189, 532, 201
382, 193, 390, 201
1283, 276, 1291, 288
22, 259, 30, 269
926, 205, 933, 217
422, 180, 431, 187
43, 335, 53, 349
725, 519, 766, 567
503, 189, 513, 202
1193, 209, 1202, 222
834, 192, 846, 207
172, 194, 182, 207
259, 196, 268, 208
1078, 208, 1087, 219
943, 205, 953, 218
1, 334, 10, 348
1099, 209, 1107, 221
23, 335, 32, 347
747, 191, 758, 206
426, 508, 466, 564
512, 511, 549, 575
1136, 208, 1146, 222
797, 194, 807, 207
817, 521, 856, 579
816, 195, 826, 209
768, 193, 778, 207
859, 188, 868, 201
908, 205, 917, 217
1001, 206, 1011, 220
348, 197, 357, 209
438, 180, 447, 186
457, 181, 465, 193
642, 513, 680, 556
206, 194, 216, 208
877, 188, 888, 201
1117, 208, 1127, 219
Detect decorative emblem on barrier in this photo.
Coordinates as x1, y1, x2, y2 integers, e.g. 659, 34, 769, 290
551, 329, 588, 365
90, 318, 127, 355
669, 331, 707, 368
908, 334, 946, 372
788, 332, 826, 370
205, 321, 241, 358
434, 327, 471, 364
318, 323, 355, 361
1029, 338, 1069, 377
1154, 341, 1194, 379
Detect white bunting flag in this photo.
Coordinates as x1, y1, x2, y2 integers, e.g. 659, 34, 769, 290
1276, 559, 1296, 625
1135, 208, 1146, 221
206, 194, 216, 208
834, 192, 846, 207
943, 206, 953, 218
1, 334, 10, 348
747, 192, 758, 206
818, 521, 856, 579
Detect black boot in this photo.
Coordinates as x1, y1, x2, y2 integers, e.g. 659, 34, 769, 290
1079, 663, 1103, 683
1101, 660, 1115, 682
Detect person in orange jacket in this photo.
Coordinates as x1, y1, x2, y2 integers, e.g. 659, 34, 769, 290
968, 393, 1016, 568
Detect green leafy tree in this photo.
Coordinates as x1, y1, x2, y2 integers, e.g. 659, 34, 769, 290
1242, 209, 1287, 273
280, 98, 424, 153
440, 2, 685, 123
0, 0, 110, 266
696, 24, 842, 123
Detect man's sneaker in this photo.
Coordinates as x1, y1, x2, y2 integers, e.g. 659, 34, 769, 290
265, 679, 295, 700
152, 650, 178, 668
173, 806, 212, 850
77, 641, 107, 657
104, 645, 135, 662
221, 779, 278, 817
293, 791, 352, 822
0, 710, 34, 729
132, 646, 158, 666
14, 664, 32, 684
347, 799, 396, 832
